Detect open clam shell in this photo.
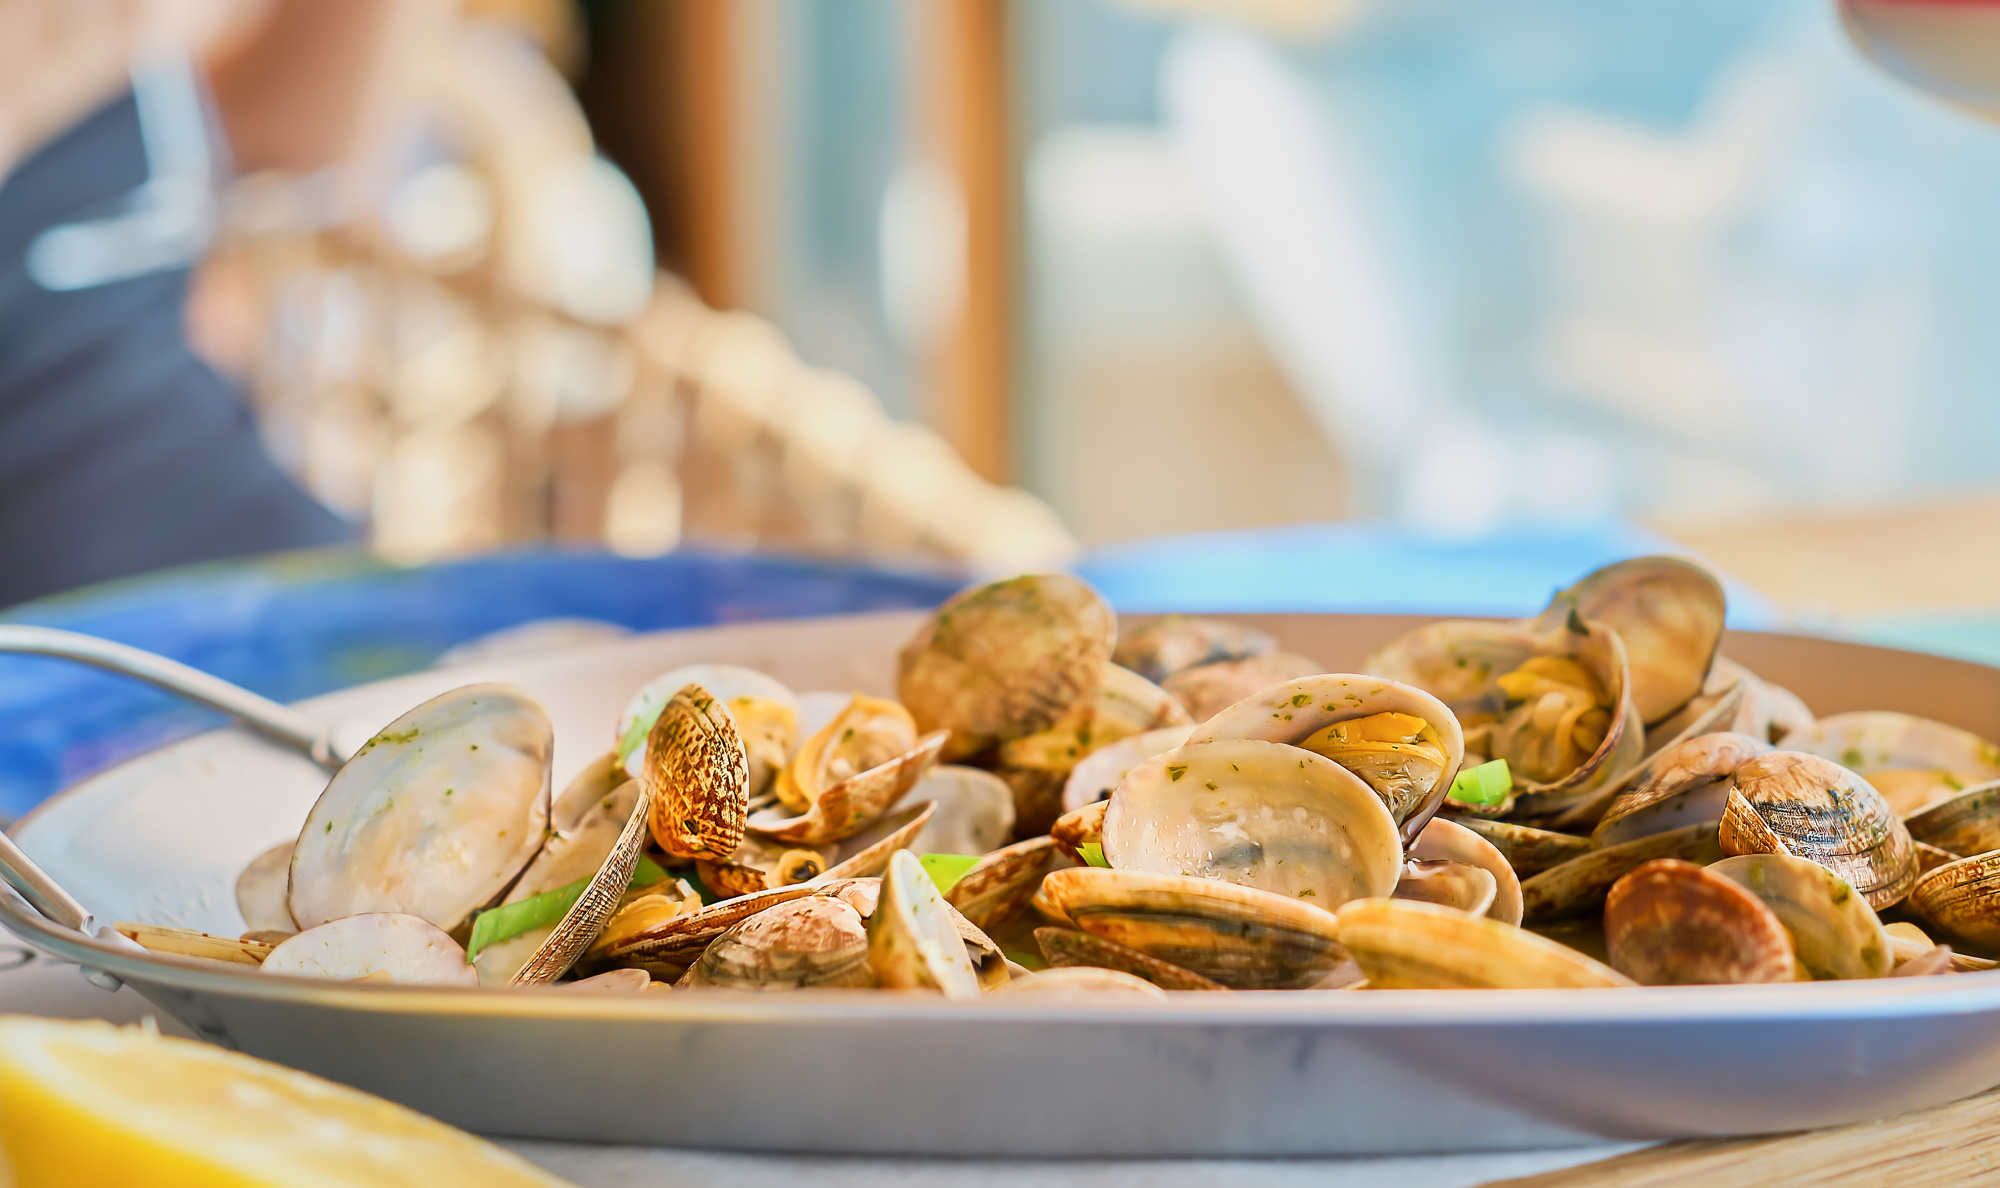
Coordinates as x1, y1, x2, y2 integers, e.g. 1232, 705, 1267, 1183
683, 895, 874, 991
475, 752, 656, 985
1520, 821, 1724, 922
1730, 751, 1916, 910
289, 684, 553, 934
1438, 815, 1593, 879
946, 836, 1067, 931
1104, 739, 1403, 907
897, 573, 1116, 762
996, 967, 1167, 997
262, 913, 479, 986
644, 682, 751, 861
993, 665, 1191, 835
1034, 926, 1227, 991
1040, 867, 1351, 990
1589, 732, 1771, 846
1904, 780, 2000, 858
896, 766, 1016, 856
1334, 898, 1634, 989
1191, 674, 1464, 840
1391, 862, 1497, 918
1060, 725, 1193, 815
617, 664, 797, 796
1908, 851, 2000, 957
751, 702, 945, 845
869, 850, 982, 997
1787, 712, 2000, 818
1532, 555, 1725, 728
1556, 683, 1751, 834
587, 883, 817, 979
1407, 816, 1522, 925
1708, 852, 1892, 979
1604, 859, 1794, 985
817, 801, 940, 883
1162, 652, 1327, 724
1113, 616, 1277, 685
236, 842, 297, 937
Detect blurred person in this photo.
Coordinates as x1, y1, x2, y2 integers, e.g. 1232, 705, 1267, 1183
0, 0, 412, 608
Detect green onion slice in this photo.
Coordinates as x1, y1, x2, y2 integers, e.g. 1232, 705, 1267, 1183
918, 853, 982, 895
466, 855, 679, 959
1447, 759, 1512, 807
1077, 842, 1110, 868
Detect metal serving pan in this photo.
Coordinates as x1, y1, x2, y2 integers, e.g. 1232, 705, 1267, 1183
8, 610, 2000, 1157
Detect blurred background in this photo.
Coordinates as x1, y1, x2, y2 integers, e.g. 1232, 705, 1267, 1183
3, 0, 2000, 687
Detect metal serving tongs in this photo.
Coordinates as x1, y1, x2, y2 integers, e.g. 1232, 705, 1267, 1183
0, 626, 358, 972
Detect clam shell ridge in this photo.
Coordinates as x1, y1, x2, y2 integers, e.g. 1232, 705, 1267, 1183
646, 682, 751, 861
1191, 673, 1464, 843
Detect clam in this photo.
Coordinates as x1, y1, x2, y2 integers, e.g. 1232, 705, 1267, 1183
682, 895, 874, 990
750, 696, 945, 844
1333, 898, 1633, 989
945, 836, 1067, 931
236, 842, 297, 937
1103, 740, 1403, 907
1113, 616, 1277, 684
1905, 781, 2000, 858
1787, 712, 2000, 818
696, 836, 832, 900
1603, 859, 1794, 985
1718, 789, 1790, 858
116, 923, 275, 966
1407, 816, 1523, 925
994, 664, 1191, 834
1366, 616, 1641, 820
1907, 852, 2000, 957
644, 682, 750, 861
1391, 862, 1497, 918
1050, 799, 1107, 860
897, 766, 1016, 856
1033, 926, 1227, 991
289, 684, 553, 933
1915, 840, 1963, 876
586, 881, 802, 979
869, 850, 982, 997
1883, 922, 1958, 978
1590, 732, 1771, 846
1708, 853, 1892, 979
261, 913, 479, 986
1556, 683, 1751, 834
1532, 555, 1725, 727
995, 967, 1167, 997
1040, 867, 1351, 989
1730, 751, 1916, 909
558, 969, 657, 994
1764, 682, 1815, 747
815, 800, 941, 882
1191, 674, 1464, 840
472, 752, 654, 985
1161, 652, 1327, 724
897, 573, 1115, 762
1438, 815, 1594, 879
1640, 661, 1761, 758
1520, 822, 1724, 922
1060, 725, 1193, 814
617, 664, 797, 798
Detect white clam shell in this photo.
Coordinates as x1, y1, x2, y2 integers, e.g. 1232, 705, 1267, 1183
262, 913, 478, 985
1061, 725, 1194, 814
896, 766, 1017, 856
1788, 711, 2000, 819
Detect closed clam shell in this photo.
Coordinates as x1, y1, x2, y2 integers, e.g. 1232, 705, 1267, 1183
1408, 816, 1523, 925
1033, 926, 1227, 991
1161, 652, 1326, 724
1788, 712, 2000, 818
1392, 862, 1497, 918
1104, 739, 1403, 908
1604, 859, 1794, 985
1904, 780, 2000, 859
645, 683, 750, 860
1061, 725, 1194, 815
1520, 821, 1724, 922
1731, 751, 1916, 910
1041, 867, 1350, 990
1533, 555, 1725, 727
1113, 616, 1277, 684
1000, 665, 1190, 772
684, 896, 874, 990
290, 684, 553, 934
262, 913, 478, 986
616, 664, 797, 796
1908, 851, 2000, 957
236, 842, 297, 937
1439, 815, 1593, 879
946, 836, 1067, 931
1333, 898, 1634, 989
1191, 674, 1465, 841
869, 850, 982, 997
1718, 788, 1790, 859
896, 766, 1016, 856
995, 967, 1167, 997
1588, 732, 1771, 846
897, 573, 1115, 761
1708, 852, 1892, 979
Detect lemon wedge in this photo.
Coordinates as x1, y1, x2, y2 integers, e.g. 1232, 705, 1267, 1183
0, 1017, 572, 1188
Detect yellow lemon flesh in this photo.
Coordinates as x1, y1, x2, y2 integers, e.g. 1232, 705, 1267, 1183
0, 1017, 571, 1188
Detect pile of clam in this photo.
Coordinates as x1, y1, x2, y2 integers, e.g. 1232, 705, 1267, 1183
114, 559, 2000, 995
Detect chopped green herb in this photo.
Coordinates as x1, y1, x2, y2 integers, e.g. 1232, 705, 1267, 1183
1447, 759, 1512, 807
466, 877, 588, 959
1168, 765, 1187, 782
1077, 842, 1110, 868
